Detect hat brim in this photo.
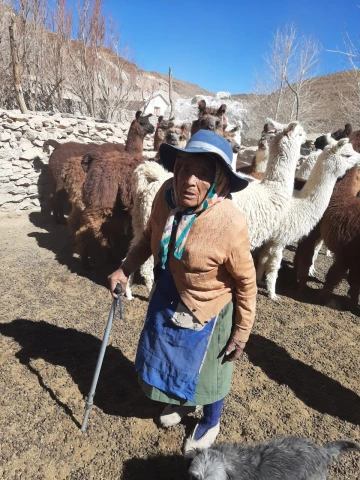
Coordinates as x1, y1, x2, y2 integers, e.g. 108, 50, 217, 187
159, 143, 248, 193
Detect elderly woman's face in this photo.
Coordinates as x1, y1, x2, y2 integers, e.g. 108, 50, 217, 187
176, 154, 215, 208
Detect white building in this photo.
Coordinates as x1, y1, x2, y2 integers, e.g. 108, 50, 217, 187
143, 92, 170, 117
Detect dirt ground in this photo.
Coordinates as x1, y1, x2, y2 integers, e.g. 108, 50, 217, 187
0, 210, 359, 480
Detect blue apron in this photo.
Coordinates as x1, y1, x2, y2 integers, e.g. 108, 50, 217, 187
135, 263, 217, 402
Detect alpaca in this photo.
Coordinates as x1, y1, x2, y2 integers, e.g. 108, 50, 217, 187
294, 149, 322, 191
153, 116, 174, 151
75, 149, 142, 268
256, 139, 360, 300
238, 122, 278, 179
165, 122, 189, 148
232, 121, 306, 250
319, 166, 360, 308
60, 155, 86, 239
191, 100, 227, 136
186, 437, 360, 480
125, 160, 173, 300
349, 129, 360, 153
45, 111, 154, 224
332, 122, 352, 140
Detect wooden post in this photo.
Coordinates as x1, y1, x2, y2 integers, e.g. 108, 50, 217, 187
9, 18, 28, 114
169, 67, 174, 119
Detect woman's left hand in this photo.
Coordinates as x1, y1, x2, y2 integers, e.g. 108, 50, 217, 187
225, 336, 246, 362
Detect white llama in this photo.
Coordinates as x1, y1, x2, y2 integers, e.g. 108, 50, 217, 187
256, 138, 360, 300
232, 121, 306, 249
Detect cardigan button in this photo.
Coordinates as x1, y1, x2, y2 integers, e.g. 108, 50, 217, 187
192, 308, 196, 312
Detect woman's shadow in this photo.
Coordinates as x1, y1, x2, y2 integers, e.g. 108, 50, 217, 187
0, 318, 160, 427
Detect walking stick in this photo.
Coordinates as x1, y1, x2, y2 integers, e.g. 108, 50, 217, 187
81, 284, 123, 432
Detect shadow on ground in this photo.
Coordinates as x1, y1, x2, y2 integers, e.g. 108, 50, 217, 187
0, 319, 159, 423
247, 334, 360, 426
27, 211, 136, 290
122, 453, 186, 480
1, 319, 359, 427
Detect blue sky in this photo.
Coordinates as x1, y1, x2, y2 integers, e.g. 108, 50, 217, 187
103, 0, 359, 94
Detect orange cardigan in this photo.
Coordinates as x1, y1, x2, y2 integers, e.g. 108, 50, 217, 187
122, 178, 257, 343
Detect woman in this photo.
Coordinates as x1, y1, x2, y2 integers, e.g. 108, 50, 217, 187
108, 129, 257, 452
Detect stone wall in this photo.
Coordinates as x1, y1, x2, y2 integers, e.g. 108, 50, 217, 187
0, 109, 155, 212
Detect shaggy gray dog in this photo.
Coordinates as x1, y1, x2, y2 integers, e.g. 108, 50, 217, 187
186, 436, 360, 480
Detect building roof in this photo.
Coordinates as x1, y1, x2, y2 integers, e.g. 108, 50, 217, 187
118, 100, 145, 111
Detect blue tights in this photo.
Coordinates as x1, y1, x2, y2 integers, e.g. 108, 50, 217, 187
194, 398, 225, 440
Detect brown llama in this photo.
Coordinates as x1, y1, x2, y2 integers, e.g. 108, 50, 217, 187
190, 100, 227, 136
295, 167, 360, 311
45, 111, 154, 224
153, 116, 173, 151
349, 129, 360, 153
76, 149, 142, 268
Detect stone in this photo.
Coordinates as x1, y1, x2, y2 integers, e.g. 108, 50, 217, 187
33, 139, 44, 147
23, 130, 38, 142
78, 126, 88, 134
13, 131, 22, 141
0, 177, 10, 184
31, 198, 41, 207
7, 112, 29, 123
0, 160, 13, 170
0, 193, 24, 205
27, 184, 39, 196
0, 183, 17, 194
15, 177, 32, 186
0, 169, 13, 178
25, 171, 40, 179
65, 127, 74, 134
21, 163, 33, 169
20, 140, 34, 152
0, 148, 22, 161
58, 119, 72, 129
9, 172, 24, 181
3, 122, 27, 130
20, 148, 43, 161
9, 141, 19, 149
18, 198, 32, 210
36, 131, 49, 141
0, 132, 11, 142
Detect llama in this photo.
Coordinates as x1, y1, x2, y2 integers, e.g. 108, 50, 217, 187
125, 160, 173, 300
232, 121, 306, 250
349, 129, 360, 153
191, 100, 227, 136
60, 155, 88, 259
186, 437, 360, 480
296, 166, 360, 309
75, 149, 142, 268
153, 116, 174, 151
238, 122, 278, 179
45, 111, 154, 224
256, 139, 360, 300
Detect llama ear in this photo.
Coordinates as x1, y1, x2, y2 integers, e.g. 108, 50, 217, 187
230, 126, 239, 132
198, 99, 206, 112
169, 117, 175, 122
284, 121, 299, 135
216, 104, 227, 116
135, 111, 141, 121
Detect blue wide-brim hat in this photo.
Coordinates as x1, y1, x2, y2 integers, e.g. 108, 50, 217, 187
159, 129, 248, 193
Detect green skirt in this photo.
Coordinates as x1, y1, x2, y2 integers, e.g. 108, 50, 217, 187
138, 301, 234, 406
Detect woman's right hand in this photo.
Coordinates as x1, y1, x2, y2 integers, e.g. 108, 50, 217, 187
108, 268, 128, 299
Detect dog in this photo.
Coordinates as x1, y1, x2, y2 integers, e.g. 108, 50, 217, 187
186, 436, 360, 480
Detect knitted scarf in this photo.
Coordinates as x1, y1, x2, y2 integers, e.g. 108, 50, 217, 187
159, 158, 229, 269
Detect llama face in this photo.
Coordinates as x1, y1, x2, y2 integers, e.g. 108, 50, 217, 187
191, 100, 227, 136
328, 139, 360, 176
135, 111, 155, 135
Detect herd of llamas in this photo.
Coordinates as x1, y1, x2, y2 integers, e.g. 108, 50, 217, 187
44, 100, 360, 312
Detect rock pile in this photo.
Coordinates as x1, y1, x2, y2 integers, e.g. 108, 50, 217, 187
0, 109, 155, 212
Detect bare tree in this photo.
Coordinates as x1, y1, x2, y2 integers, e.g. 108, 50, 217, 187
247, 24, 321, 138
327, 9, 360, 123
67, 0, 105, 117
9, 17, 27, 112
